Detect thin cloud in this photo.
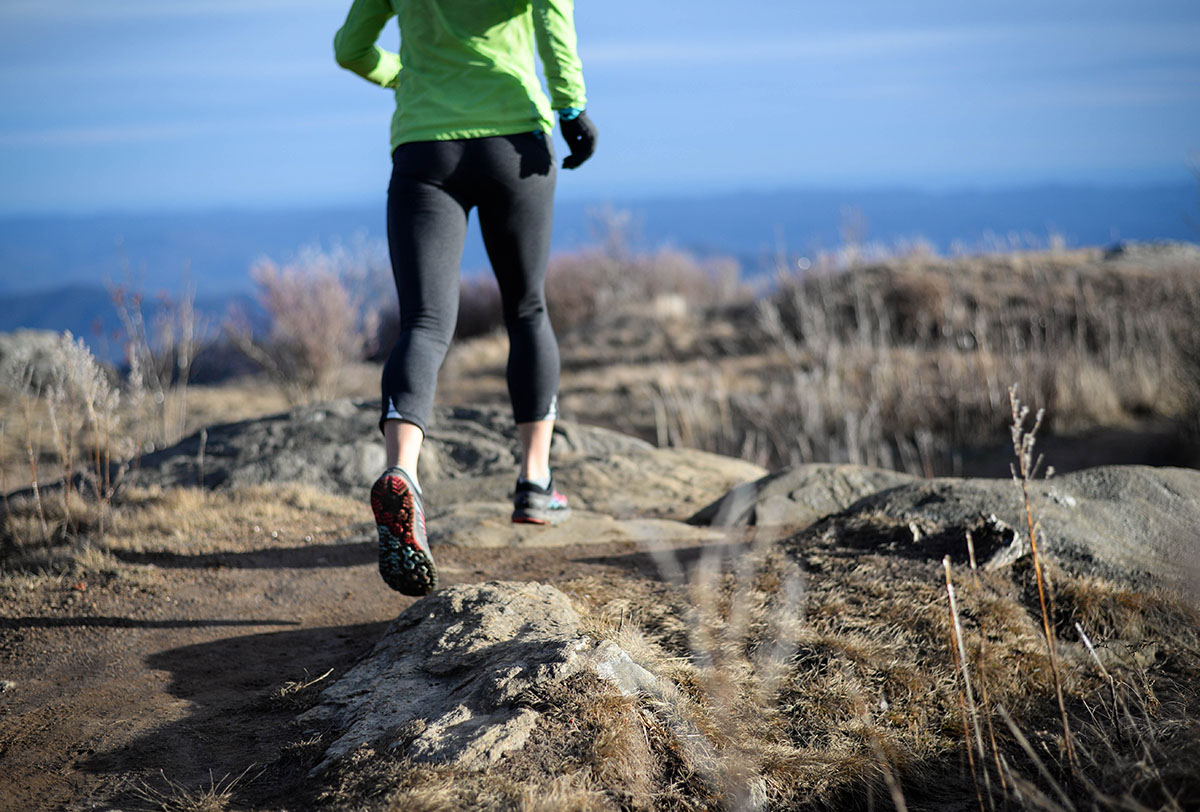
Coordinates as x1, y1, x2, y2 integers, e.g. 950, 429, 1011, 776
998, 78, 1200, 108
584, 29, 966, 65
0, 112, 384, 147
0, 56, 332, 84
583, 22, 1200, 66
0, 0, 329, 23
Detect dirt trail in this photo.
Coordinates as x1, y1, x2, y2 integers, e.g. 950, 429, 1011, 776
0, 528, 680, 812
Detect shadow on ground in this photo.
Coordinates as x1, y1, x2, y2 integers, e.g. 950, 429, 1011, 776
81, 620, 388, 810
0, 616, 300, 630
110, 540, 375, 570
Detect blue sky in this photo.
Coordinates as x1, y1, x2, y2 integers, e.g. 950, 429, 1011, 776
1, 0, 1197, 214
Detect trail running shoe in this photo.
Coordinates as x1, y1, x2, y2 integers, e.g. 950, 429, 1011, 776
512, 478, 572, 525
370, 467, 437, 596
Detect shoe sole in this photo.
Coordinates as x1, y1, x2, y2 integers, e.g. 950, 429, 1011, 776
371, 475, 437, 596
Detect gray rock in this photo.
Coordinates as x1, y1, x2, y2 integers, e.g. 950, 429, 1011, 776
789, 464, 1200, 592
554, 446, 766, 520
1102, 240, 1200, 267
111, 400, 762, 528
299, 581, 660, 774
690, 463, 913, 527
123, 400, 650, 497
427, 503, 726, 549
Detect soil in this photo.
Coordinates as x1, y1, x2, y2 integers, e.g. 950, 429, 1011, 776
0, 523, 700, 812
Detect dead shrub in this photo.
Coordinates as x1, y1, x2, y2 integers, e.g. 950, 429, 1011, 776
226, 252, 375, 404
547, 247, 743, 334
1, 332, 129, 559
109, 274, 207, 450
454, 275, 505, 340
627, 251, 1200, 474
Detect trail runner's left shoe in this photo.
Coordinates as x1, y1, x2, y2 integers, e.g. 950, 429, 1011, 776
370, 467, 437, 596
511, 478, 572, 525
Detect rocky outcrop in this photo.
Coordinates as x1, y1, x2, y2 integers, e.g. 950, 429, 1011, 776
125, 400, 649, 495
1102, 240, 1200, 268
552, 445, 765, 520
299, 581, 660, 774
690, 463, 913, 528
276, 409, 1199, 785
428, 504, 725, 549
123, 400, 764, 522
710, 463, 1200, 592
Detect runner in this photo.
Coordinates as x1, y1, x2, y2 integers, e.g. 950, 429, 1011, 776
335, 0, 596, 596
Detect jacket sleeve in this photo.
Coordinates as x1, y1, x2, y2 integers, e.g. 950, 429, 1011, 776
334, 0, 401, 88
531, 0, 587, 110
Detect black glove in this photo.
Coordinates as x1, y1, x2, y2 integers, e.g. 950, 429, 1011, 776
560, 110, 597, 170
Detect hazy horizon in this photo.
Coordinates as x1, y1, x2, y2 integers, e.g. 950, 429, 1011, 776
3, 181, 1195, 305
1, 175, 1194, 220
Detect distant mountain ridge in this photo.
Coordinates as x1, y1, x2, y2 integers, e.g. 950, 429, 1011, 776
3, 183, 1196, 340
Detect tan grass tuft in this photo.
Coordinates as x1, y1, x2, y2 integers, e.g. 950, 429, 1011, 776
131, 765, 261, 812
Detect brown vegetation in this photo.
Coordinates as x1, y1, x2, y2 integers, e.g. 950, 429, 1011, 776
287, 515, 1200, 812
510, 245, 1200, 475
3, 235, 1199, 811
226, 256, 376, 404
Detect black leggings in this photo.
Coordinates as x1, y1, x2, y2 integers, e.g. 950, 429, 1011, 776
381, 132, 560, 435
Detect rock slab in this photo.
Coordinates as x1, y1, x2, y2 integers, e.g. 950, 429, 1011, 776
690, 463, 913, 527
741, 463, 1200, 591
428, 504, 726, 549
300, 582, 658, 774
121, 401, 763, 522
125, 401, 650, 496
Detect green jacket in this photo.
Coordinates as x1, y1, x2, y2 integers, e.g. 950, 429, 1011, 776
334, 0, 587, 149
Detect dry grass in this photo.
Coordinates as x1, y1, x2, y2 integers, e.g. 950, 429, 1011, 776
10, 243, 1195, 505
464, 246, 1200, 475
292, 519, 1200, 812
265, 668, 335, 712
131, 766, 261, 812
4, 238, 1199, 809
1, 482, 365, 575
108, 273, 206, 451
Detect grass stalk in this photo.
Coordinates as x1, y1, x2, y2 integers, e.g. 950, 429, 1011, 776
856, 698, 910, 812
45, 390, 74, 537
996, 704, 1076, 812
944, 556, 989, 812
0, 423, 24, 550
966, 530, 1008, 796
18, 387, 49, 542
1009, 386, 1076, 774
132, 764, 261, 812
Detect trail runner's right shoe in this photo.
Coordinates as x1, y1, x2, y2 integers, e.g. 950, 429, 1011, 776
512, 478, 572, 525
371, 467, 437, 596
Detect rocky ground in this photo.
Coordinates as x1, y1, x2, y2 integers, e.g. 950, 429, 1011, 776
3, 244, 1200, 810
2, 401, 1198, 812
0, 406, 763, 811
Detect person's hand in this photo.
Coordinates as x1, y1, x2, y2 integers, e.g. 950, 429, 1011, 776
560, 110, 597, 170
